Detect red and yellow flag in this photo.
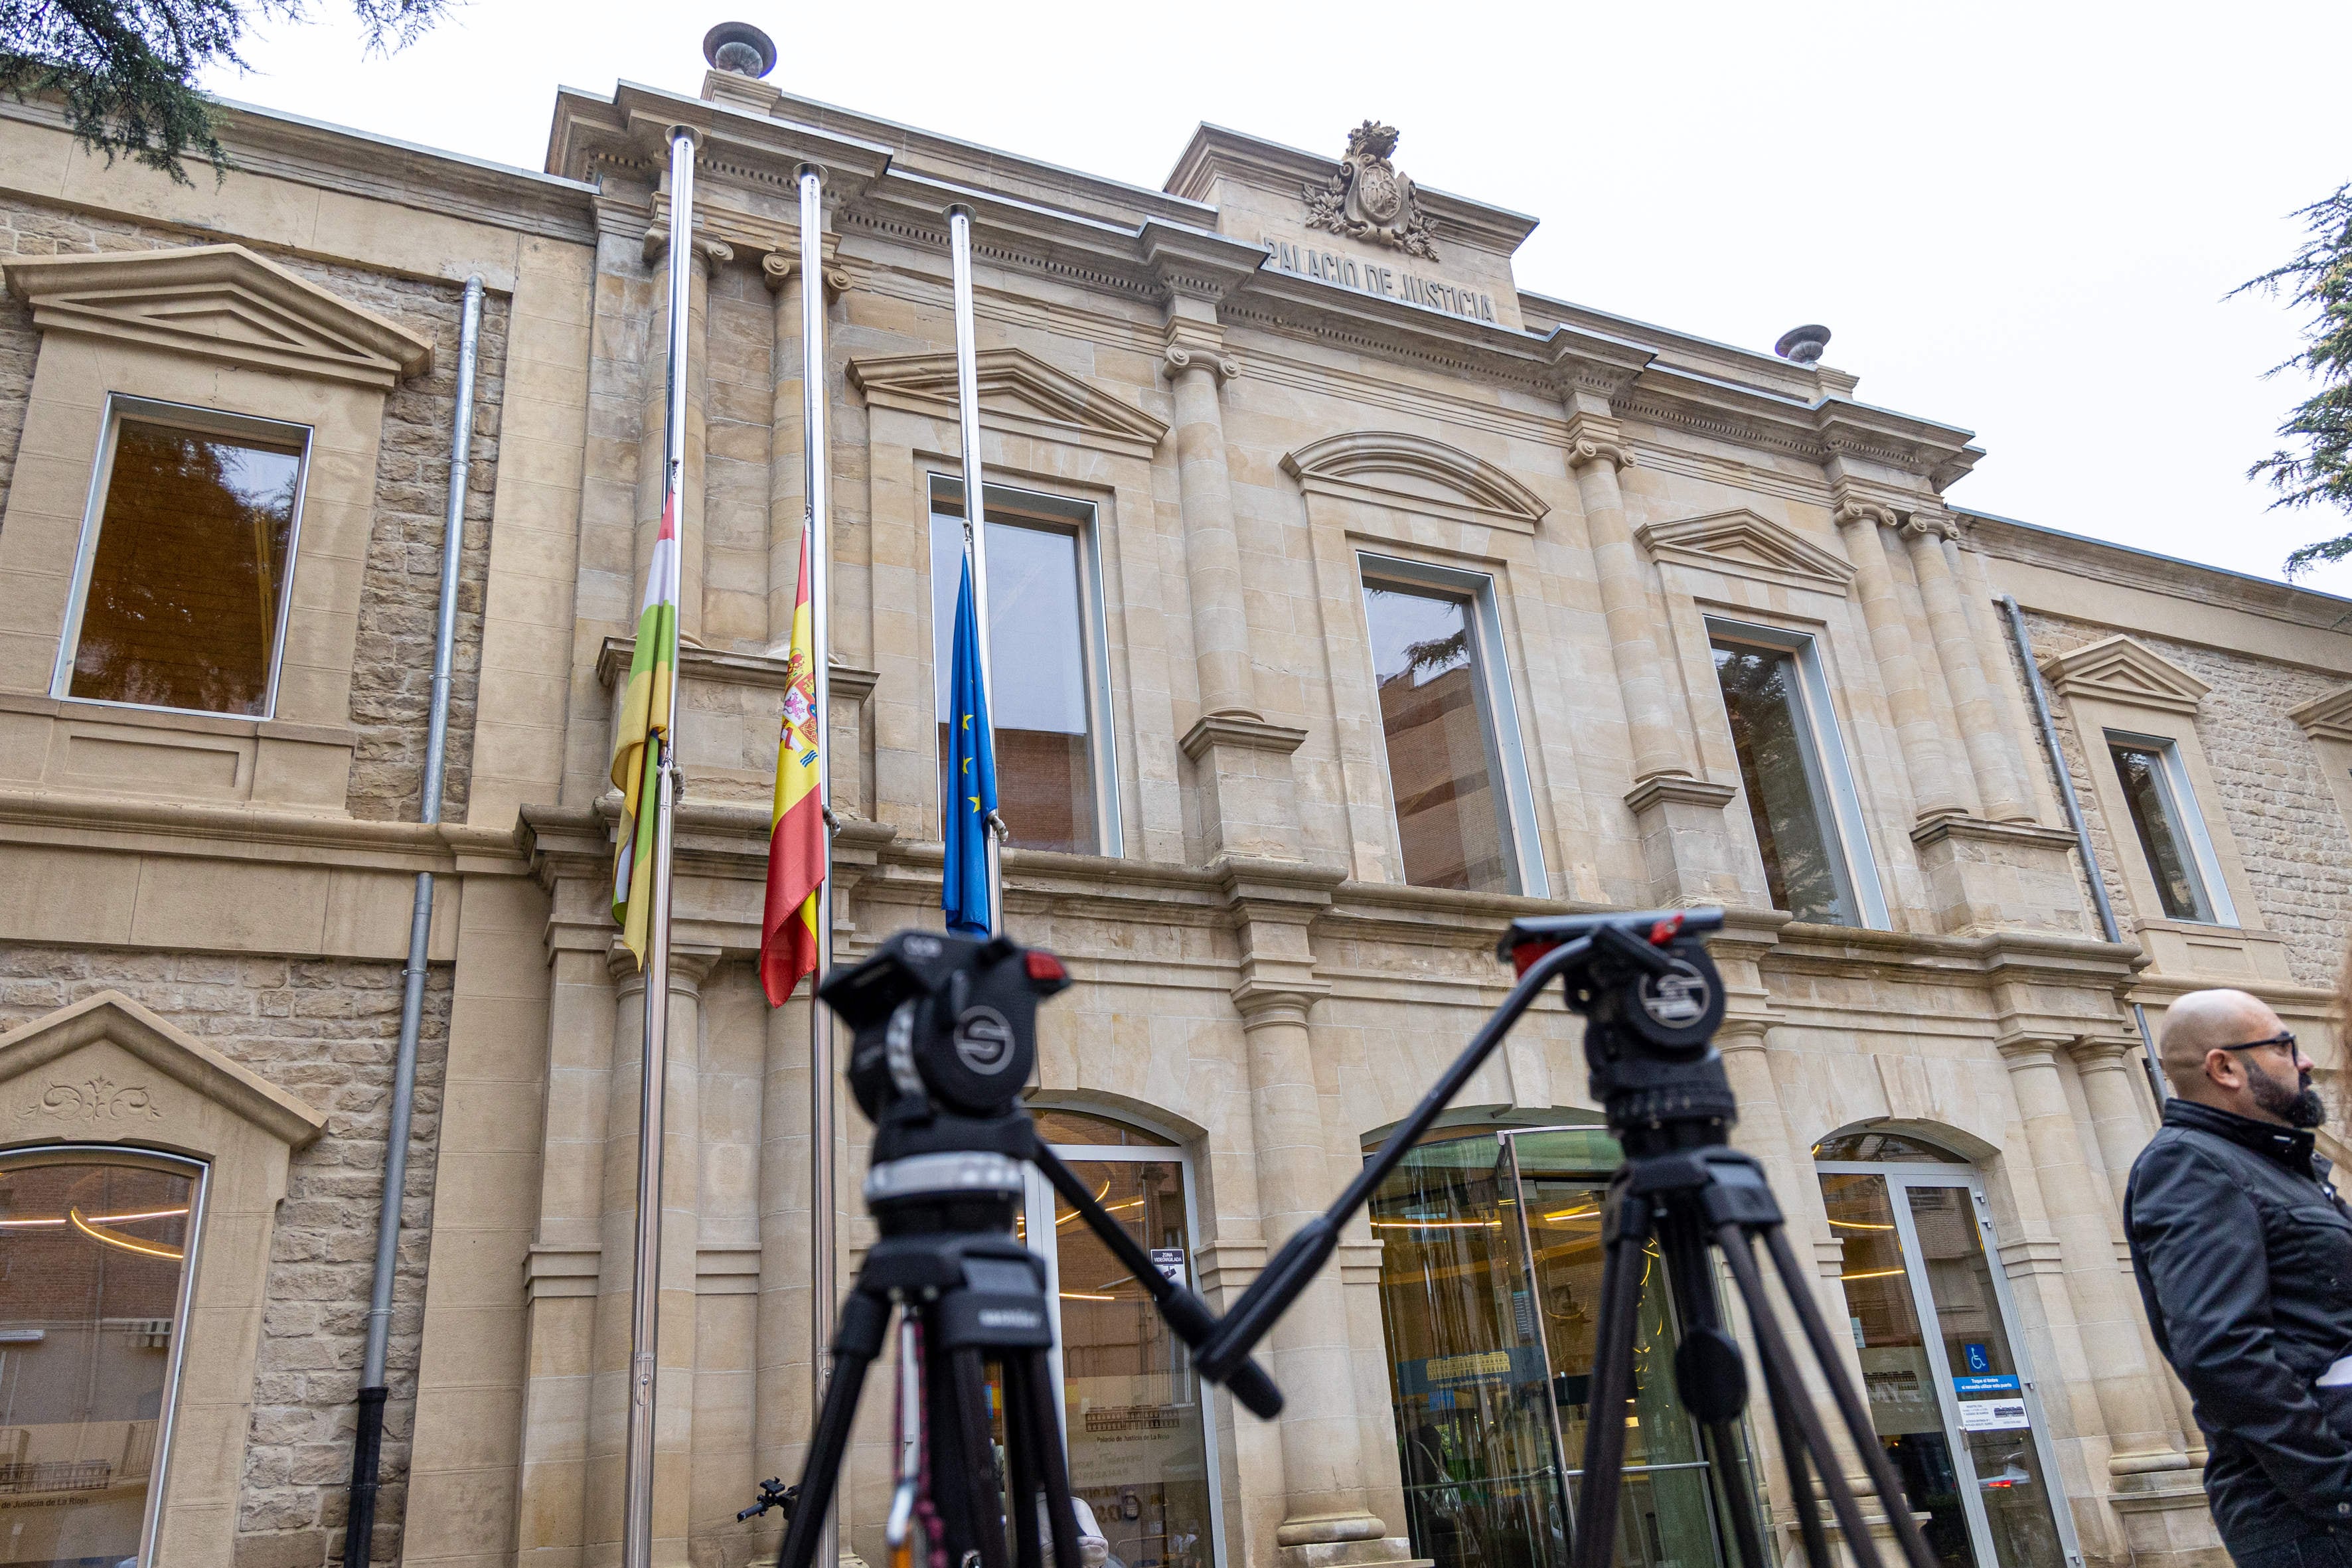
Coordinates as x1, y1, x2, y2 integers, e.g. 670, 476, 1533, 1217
760, 526, 826, 1004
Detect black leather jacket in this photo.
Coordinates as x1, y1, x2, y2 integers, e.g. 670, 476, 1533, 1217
2126, 1099, 2352, 1555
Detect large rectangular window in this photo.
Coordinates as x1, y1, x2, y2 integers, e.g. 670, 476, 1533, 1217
1359, 559, 1541, 896
1709, 621, 1883, 927
2108, 735, 2230, 923
930, 484, 1117, 856
54, 399, 311, 718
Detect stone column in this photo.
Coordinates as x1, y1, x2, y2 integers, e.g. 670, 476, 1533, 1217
1996, 1034, 2187, 1482
637, 228, 730, 647
1903, 514, 2028, 821
1564, 416, 1687, 783
585, 945, 719, 1565
2069, 1036, 2205, 1460
1837, 503, 1967, 820
1161, 338, 1257, 720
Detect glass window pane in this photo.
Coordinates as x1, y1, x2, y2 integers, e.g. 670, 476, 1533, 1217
2110, 745, 2211, 921
1711, 642, 1856, 925
1362, 582, 1514, 893
1052, 1159, 1214, 1568
0, 1156, 196, 1565
1814, 1130, 1967, 1164
1902, 1186, 2065, 1568
69, 419, 303, 716
1818, 1172, 1974, 1568
1032, 1107, 1176, 1148
931, 509, 1097, 855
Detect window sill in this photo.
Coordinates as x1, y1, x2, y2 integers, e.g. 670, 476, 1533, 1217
0, 690, 351, 748
2128, 916, 2293, 985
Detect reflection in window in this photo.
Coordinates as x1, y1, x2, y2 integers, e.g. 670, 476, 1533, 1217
931, 503, 1101, 855
63, 412, 307, 716
0, 1152, 200, 1567
1362, 579, 1517, 893
1711, 638, 1858, 925
2110, 742, 2215, 921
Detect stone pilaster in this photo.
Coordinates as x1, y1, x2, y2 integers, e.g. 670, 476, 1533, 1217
1836, 501, 1967, 821
1995, 1034, 2187, 1492
1903, 512, 2029, 821
636, 212, 730, 648
584, 943, 720, 1567
1562, 413, 1687, 784
761, 234, 850, 651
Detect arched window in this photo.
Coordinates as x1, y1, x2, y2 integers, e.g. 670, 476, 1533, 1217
1017, 1103, 1217, 1568
0, 1145, 206, 1568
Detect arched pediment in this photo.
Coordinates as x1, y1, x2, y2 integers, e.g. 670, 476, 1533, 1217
1636, 508, 1855, 595
2039, 635, 2211, 716
848, 347, 1169, 459
0, 990, 325, 1152
1281, 430, 1549, 532
3, 243, 433, 388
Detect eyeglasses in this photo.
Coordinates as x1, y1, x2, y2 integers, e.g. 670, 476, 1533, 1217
2218, 1032, 2298, 1057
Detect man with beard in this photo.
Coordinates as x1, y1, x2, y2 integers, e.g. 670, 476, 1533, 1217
2128, 987, 2352, 1567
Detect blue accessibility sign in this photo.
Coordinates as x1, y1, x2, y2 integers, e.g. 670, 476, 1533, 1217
1961, 1342, 1993, 1375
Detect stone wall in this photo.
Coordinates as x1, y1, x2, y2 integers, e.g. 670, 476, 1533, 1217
2021, 609, 2352, 986
0, 195, 509, 824
0, 944, 451, 1568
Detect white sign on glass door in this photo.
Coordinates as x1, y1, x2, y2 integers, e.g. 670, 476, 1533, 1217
1956, 1397, 2031, 1431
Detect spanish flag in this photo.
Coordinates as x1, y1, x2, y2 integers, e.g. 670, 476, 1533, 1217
610, 495, 681, 967
761, 526, 826, 1004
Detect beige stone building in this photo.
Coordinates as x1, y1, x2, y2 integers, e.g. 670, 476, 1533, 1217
0, 37, 2347, 1568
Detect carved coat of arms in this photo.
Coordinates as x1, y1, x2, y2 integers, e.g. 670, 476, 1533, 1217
1304, 121, 1438, 262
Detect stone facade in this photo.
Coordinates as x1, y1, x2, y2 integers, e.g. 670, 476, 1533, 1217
0, 51, 2348, 1568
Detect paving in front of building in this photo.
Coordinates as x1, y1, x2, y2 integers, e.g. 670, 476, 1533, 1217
0, 33, 2346, 1568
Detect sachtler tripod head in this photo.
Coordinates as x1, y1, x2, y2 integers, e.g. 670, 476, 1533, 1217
1499, 908, 1731, 1150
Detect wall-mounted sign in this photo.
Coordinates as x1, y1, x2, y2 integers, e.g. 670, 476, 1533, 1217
1954, 1375, 2021, 1397
1957, 1397, 2031, 1432
1149, 1247, 1184, 1290
1266, 238, 1498, 325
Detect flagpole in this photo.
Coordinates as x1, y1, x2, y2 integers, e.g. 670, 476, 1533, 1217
946, 204, 1002, 935
624, 121, 696, 1568
796, 160, 840, 1568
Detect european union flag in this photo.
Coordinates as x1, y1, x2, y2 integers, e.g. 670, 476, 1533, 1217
943, 554, 997, 935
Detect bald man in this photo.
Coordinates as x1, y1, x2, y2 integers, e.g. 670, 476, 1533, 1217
2126, 988, 2352, 1568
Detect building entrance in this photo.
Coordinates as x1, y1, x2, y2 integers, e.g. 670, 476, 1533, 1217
1815, 1131, 2082, 1568
1370, 1125, 1747, 1568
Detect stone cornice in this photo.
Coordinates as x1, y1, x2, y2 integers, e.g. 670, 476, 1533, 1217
1622, 776, 1739, 815
1636, 509, 1855, 595
1907, 815, 2080, 855
848, 345, 1170, 459
1179, 716, 1310, 761
2289, 685, 2352, 742
1965, 510, 2352, 639
1138, 219, 1268, 305
0, 785, 524, 872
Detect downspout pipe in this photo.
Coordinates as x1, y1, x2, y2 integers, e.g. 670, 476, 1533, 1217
344, 273, 484, 1568
2000, 592, 2168, 1105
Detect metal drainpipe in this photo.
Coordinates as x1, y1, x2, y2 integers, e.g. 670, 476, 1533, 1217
2000, 592, 2168, 1105
343, 274, 484, 1568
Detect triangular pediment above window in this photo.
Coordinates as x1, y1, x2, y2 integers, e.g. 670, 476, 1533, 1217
3, 244, 433, 388
1281, 430, 1549, 532
847, 347, 1169, 459
2289, 685, 2352, 743
1635, 509, 1855, 595
2039, 634, 2211, 715
0, 990, 326, 1150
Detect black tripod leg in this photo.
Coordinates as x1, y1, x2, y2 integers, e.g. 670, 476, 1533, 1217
1569, 1224, 1650, 1568
1749, 1300, 1829, 1568
1018, 1347, 1083, 1568
1654, 1208, 1768, 1568
1711, 1224, 1889, 1568
779, 1287, 894, 1568
1001, 1352, 1045, 1568
949, 1346, 1013, 1568
1758, 1227, 1938, 1568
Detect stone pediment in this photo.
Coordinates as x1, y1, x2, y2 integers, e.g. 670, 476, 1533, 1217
1281, 430, 1549, 532
2289, 685, 2352, 742
2039, 634, 2211, 716
1636, 509, 1855, 595
847, 347, 1168, 459
0, 990, 326, 1150
3, 243, 433, 388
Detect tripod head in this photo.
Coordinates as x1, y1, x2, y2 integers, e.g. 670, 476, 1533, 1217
1499, 908, 1731, 1152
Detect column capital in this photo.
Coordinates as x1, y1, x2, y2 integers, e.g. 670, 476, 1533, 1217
1832, 499, 1897, 530
605, 941, 722, 992
1563, 411, 1632, 474
759, 243, 851, 302
1230, 977, 1330, 1031
1994, 1031, 2068, 1069
1900, 509, 1959, 543
1161, 342, 1241, 384
641, 226, 734, 279
2066, 1034, 2141, 1071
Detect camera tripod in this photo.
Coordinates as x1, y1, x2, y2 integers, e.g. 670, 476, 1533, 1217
1196, 910, 1938, 1568
754, 933, 1282, 1568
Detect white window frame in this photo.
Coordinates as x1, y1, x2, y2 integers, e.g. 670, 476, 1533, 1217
51, 394, 315, 721
928, 475, 1123, 858
1356, 552, 1549, 898
1016, 1106, 1225, 1568
1705, 616, 1889, 929
0, 1142, 209, 1568
2104, 730, 2236, 927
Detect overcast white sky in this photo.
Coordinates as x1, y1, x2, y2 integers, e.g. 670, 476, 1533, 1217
200, 0, 2352, 596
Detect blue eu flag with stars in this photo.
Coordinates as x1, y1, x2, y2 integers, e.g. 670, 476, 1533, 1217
943, 554, 997, 935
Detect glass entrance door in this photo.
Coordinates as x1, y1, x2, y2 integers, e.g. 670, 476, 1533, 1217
1816, 1154, 2081, 1568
